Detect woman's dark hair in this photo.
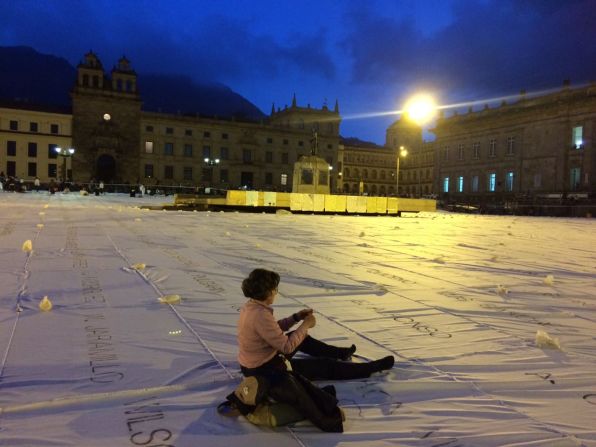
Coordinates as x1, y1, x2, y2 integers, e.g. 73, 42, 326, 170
242, 268, 280, 301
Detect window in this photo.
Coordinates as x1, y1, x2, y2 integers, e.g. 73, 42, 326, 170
481, 140, 491, 159
533, 173, 542, 188
144, 164, 154, 178
50, 124, 59, 134
506, 171, 514, 191
166, 127, 174, 135
280, 173, 288, 185
298, 140, 304, 147
473, 142, 480, 159
164, 165, 174, 179
220, 147, 229, 160
48, 144, 58, 159
28, 162, 37, 177
146, 125, 154, 132
203, 131, 211, 138
185, 129, 192, 136
457, 176, 464, 192
30, 122, 38, 132
184, 144, 193, 157
488, 172, 496, 192
243, 149, 252, 163
265, 151, 273, 163
507, 137, 515, 155
301, 169, 313, 185
319, 170, 328, 185
7, 161, 16, 176
7, 141, 16, 156
458, 144, 464, 160
164, 142, 174, 156
267, 137, 273, 144
443, 177, 449, 193
222, 133, 229, 140
570, 168, 581, 190
9, 120, 18, 131
472, 175, 479, 192
28, 142, 37, 157
283, 139, 288, 145
202, 146, 211, 158
48, 163, 57, 178
183, 166, 193, 181
327, 144, 332, 149
145, 141, 154, 154
572, 126, 583, 148
220, 169, 229, 183
281, 152, 289, 164
265, 172, 273, 184
201, 168, 213, 182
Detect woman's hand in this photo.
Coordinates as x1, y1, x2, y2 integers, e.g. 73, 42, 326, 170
296, 308, 313, 320
303, 314, 317, 328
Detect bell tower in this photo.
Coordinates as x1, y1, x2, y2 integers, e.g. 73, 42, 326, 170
71, 52, 142, 183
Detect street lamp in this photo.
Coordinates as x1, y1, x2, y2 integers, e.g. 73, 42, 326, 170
55, 147, 75, 183
396, 146, 408, 196
203, 158, 220, 191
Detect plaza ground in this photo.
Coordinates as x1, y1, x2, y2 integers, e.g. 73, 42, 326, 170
1, 192, 595, 446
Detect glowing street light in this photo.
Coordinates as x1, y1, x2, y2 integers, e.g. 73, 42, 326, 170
396, 146, 408, 196
54, 147, 75, 182
404, 94, 437, 125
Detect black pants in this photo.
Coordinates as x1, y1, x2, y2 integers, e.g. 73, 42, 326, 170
240, 335, 374, 432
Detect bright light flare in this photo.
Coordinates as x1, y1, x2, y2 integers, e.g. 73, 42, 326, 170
404, 94, 437, 124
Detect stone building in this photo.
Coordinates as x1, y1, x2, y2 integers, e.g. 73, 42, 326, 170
431, 82, 596, 202
338, 138, 396, 196
0, 103, 72, 182
2, 51, 341, 192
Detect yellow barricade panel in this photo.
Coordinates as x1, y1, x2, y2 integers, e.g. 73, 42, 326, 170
376, 196, 388, 214
263, 192, 277, 206
356, 196, 367, 213
302, 194, 314, 212
246, 191, 259, 206
226, 190, 247, 206
335, 195, 347, 212
290, 193, 303, 211
366, 196, 377, 213
346, 196, 359, 213
387, 197, 398, 214
313, 194, 325, 212
276, 193, 291, 208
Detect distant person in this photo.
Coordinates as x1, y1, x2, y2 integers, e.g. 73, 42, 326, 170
34, 176, 40, 192
237, 268, 394, 432
99, 180, 105, 195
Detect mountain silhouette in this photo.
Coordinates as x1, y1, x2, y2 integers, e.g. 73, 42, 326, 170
0, 46, 265, 119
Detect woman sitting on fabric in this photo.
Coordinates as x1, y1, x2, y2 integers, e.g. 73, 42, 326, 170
238, 268, 394, 432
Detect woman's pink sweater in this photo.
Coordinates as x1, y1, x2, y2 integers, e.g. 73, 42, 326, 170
237, 299, 309, 368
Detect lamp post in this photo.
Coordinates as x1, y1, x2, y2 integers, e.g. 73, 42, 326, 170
203, 158, 220, 191
396, 146, 407, 196
55, 147, 75, 183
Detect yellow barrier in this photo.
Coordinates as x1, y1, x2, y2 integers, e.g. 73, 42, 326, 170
224, 190, 435, 214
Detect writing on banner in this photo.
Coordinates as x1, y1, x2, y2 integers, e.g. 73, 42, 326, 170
124, 396, 175, 447
351, 299, 452, 338
66, 225, 124, 384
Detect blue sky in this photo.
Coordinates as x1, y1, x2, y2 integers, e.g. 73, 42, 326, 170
1, 0, 595, 144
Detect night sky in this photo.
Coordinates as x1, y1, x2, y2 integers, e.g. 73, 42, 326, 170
2, 0, 596, 144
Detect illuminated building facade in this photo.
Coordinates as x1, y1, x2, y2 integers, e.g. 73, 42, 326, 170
1, 52, 341, 192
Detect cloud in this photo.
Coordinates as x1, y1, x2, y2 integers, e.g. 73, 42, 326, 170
0, 2, 336, 83
342, 0, 596, 102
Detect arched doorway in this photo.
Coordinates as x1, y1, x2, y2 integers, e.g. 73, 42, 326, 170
96, 154, 116, 182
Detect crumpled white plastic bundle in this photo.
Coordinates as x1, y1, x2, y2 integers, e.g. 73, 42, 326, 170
535, 329, 561, 350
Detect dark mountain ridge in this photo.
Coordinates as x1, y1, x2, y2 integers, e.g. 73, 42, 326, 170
0, 46, 265, 120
